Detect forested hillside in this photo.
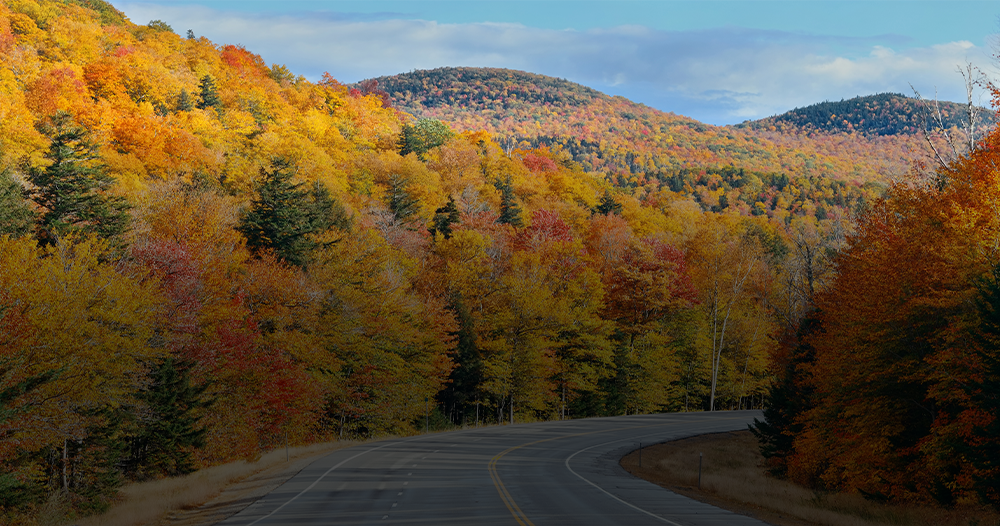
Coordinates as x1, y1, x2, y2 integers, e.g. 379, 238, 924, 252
741, 92, 994, 136
752, 87, 1000, 508
370, 67, 944, 186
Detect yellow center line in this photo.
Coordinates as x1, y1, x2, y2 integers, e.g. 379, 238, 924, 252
487, 416, 746, 525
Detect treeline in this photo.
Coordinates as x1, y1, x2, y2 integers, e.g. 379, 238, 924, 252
753, 90, 1000, 508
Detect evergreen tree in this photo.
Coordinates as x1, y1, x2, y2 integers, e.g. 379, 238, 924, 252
594, 190, 622, 216
237, 159, 344, 267
437, 296, 483, 425
0, 169, 34, 238
126, 358, 209, 479
196, 75, 222, 111
385, 173, 419, 222
428, 196, 459, 239
749, 312, 819, 477
0, 368, 57, 508
495, 177, 522, 227
175, 89, 194, 112
28, 111, 129, 246
965, 264, 1000, 506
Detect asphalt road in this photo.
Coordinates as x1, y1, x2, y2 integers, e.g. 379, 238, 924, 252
220, 410, 769, 526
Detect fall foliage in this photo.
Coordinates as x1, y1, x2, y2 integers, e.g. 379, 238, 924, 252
0, 0, 991, 522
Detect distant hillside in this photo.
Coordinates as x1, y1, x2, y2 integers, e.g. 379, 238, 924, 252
368, 67, 944, 184
742, 93, 994, 136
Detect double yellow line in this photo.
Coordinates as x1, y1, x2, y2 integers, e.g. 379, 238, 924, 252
488, 441, 539, 526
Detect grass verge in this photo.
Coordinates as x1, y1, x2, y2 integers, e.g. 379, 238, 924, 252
621, 430, 999, 526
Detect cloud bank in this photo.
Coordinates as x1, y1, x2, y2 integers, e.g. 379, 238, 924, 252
120, 3, 991, 125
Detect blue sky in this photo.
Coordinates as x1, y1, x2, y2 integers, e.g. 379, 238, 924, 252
117, 1, 999, 125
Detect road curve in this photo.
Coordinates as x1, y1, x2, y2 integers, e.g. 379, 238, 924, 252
220, 410, 768, 526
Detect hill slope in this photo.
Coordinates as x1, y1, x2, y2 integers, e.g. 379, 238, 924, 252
369, 67, 947, 184
741, 92, 994, 136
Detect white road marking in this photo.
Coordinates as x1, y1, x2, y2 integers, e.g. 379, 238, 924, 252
244, 441, 397, 526
564, 437, 684, 526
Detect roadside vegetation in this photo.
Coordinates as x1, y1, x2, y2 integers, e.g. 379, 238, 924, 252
622, 431, 1000, 526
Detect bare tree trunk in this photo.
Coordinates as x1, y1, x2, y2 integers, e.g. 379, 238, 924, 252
62, 440, 69, 492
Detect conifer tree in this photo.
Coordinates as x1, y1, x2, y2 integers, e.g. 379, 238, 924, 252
495, 177, 522, 227
594, 190, 622, 216
175, 89, 194, 112
750, 312, 819, 477
238, 159, 345, 267
28, 111, 129, 246
196, 75, 222, 111
966, 264, 1000, 506
127, 358, 209, 479
0, 169, 34, 238
428, 196, 459, 239
386, 173, 419, 222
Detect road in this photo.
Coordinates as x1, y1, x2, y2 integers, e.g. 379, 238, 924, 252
220, 410, 769, 526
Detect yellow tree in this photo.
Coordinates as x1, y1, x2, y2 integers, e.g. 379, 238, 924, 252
686, 214, 771, 411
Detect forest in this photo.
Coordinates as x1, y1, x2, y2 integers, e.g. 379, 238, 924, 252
751, 89, 1000, 508
741, 91, 995, 137
0, 0, 993, 523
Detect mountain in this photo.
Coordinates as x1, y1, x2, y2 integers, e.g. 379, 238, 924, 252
740, 92, 994, 136
368, 67, 947, 184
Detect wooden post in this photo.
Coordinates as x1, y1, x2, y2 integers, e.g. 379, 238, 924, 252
698, 452, 703, 489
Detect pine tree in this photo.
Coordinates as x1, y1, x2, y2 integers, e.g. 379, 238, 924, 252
0, 169, 34, 238
495, 177, 522, 227
238, 159, 344, 267
594, 190, 622, 216
749, 312, 819, 477
28, 111, 129, 246
428, 196, 459, 239
196, 75, 222, 111
386, 173, 419, 222
175, 89, 194, 112
127, 358, 209, 479
965, 264, 1000, 506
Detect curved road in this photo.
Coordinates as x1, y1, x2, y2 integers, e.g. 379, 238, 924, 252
221, 410, 768, 526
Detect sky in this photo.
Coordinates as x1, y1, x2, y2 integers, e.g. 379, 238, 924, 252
116, 1, 1000, 125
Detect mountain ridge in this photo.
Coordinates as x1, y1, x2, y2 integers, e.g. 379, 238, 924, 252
367, 67, 954, 182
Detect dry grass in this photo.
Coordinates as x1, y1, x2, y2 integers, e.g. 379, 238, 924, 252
621, 430, 1000, 526
64, 440, 366, 526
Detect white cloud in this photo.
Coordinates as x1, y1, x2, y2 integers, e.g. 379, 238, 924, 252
119, 3, 991, 125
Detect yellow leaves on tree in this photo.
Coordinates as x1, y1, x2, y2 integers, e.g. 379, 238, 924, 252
0, 234, 163, 455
